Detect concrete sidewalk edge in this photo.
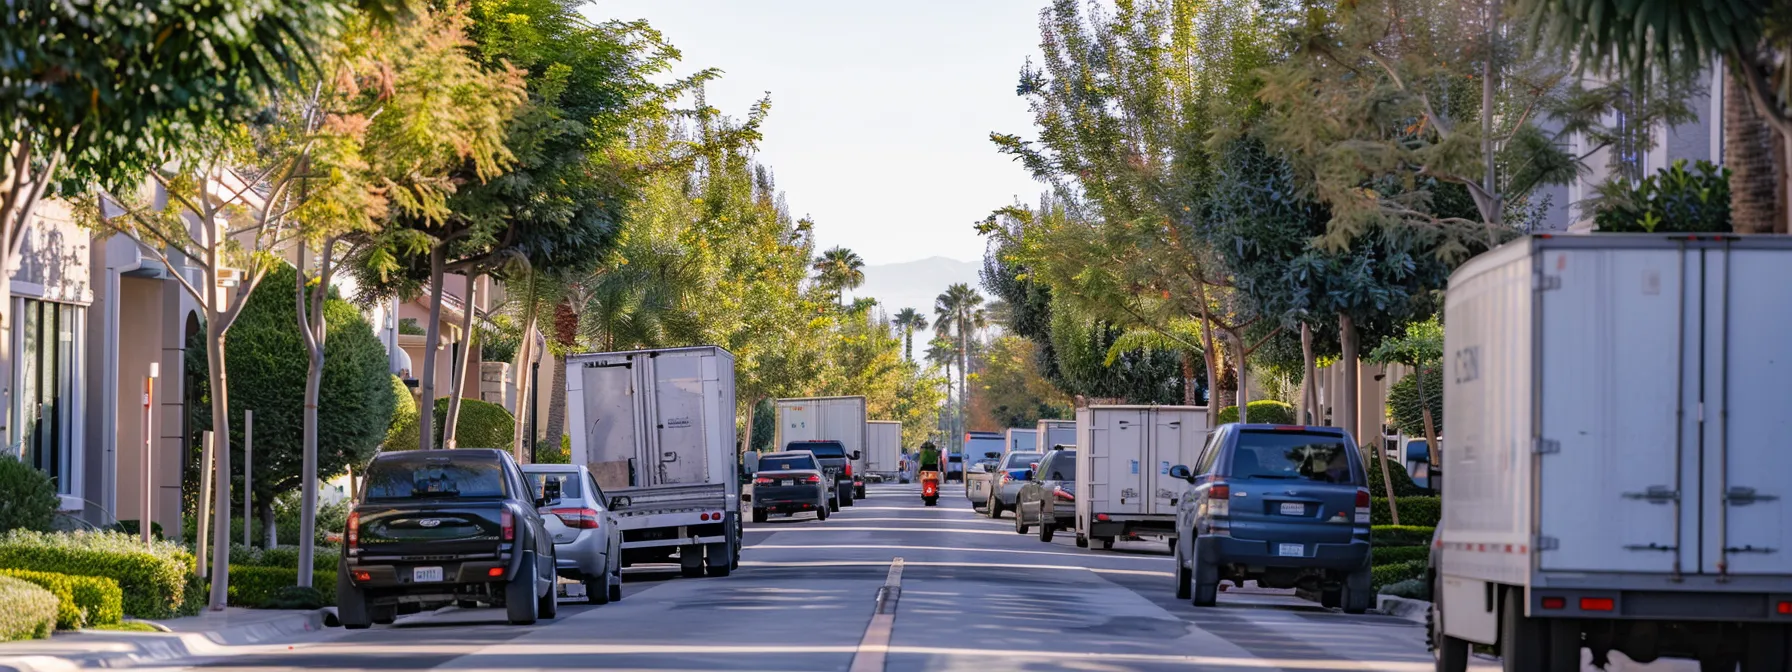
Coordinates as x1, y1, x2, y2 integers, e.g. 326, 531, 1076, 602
0, 609, 332, 672
1377, 595, 1430, 623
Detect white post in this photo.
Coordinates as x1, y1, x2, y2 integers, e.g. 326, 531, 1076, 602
196, 430, 213, 578
243, 410, 252, 548
143, 363, 157, 544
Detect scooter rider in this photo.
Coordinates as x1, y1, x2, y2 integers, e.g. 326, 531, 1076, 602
917, 441, 940, 474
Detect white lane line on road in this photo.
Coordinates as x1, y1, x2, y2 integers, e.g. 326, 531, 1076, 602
741, 559, 1174, 578
807, 517, 1011, 526
849, 557, 905, 672
749, 543, 1171, 562
878, 646, 1434, 671
743, 526, 1017, 536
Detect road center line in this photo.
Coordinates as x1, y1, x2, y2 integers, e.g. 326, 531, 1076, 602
848, 557, 904, 672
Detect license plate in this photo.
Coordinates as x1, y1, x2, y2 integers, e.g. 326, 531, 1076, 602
1278, 543, 1303, 557
1279, 502, 1306, 516
780, 479, 793, 486
413, 566, 443, 582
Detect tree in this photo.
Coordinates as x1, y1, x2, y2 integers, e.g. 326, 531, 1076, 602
187, 264, 394, 548
974, 335, 1071, 430
812, 247, 866, 308
934, 284, 986, 452
892, 308, 929, 361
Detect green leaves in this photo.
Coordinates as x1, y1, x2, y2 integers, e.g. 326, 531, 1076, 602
1592, 159, 1733, 233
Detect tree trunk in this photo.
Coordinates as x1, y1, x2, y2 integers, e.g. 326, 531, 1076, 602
442, 273, 481, 449
545, 354, 568, 451
1338, 313, 1360, 445
1180, 350, 1198, 406
741, 396, 762, 455
1300, 322, 1317, 424
1231, 331, 1249, 424
419, 246, 447, 450
1728, 69, 1780, 234
509, 307, 537, 461
1415, 365, 1442, 488
295, 243, 329, 586
206, 315, 234, 609
257, 499, 276, 550
959, 324, 970, 445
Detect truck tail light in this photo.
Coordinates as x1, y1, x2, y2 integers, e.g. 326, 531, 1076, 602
501, 507, 515, 541
347, 512, 359, 549
552, 507, 601, 529
1580, 597, 1615, 612
1542, 597, 1566, 609
1354, 488, 1372, 524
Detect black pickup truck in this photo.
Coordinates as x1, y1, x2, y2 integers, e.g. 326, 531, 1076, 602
785, 440, 860, 511
336, 449, 561, 628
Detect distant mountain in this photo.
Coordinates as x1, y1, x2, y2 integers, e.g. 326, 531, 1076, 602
851, 256, 983, 317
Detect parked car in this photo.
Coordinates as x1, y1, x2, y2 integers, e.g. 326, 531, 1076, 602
746, 451, 831, 522
786, 440, 858, 510
944, 453, 964, 482
1013, 448, 1077, 541
338, 449, 561, 628
985, 451, 1044, 518
964, 452, 1003, 508
1169, 424, 1372, 613
522, 464, 623, 605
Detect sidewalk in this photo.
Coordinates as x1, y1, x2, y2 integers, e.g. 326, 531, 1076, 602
0, 608, 335, 672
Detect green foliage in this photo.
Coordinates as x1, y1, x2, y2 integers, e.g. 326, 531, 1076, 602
384, 376, 420, 453
1387, 368, 1445, 438
812, 247, 867, 306
1372, 560, 1429, 592
1371, 497, 1442, 528
1593, 160, 1733, 233
0, 455, 60, 533
186, 264, 395, 520
431, 398, 515, 449
1367, 318, 1443, 369
536, 436, 571, 464
266, 586, 330, 610
0, 569, 124, 629
1216, 401, 1297, 425
1367, 458, 1429, 497
1379, 578, 1432, 599
1373, 546, 1431, 567
113, 520, 165, 540
0, 530, 193, 619
1372, 525, 1436, 547
228, 566, 337, 608
973, 336, 1073, 430
0, 576, 56, 641
237, 544, 342, 572
398, 319, 426, 336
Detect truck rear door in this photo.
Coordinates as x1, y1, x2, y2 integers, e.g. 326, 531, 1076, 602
579, 358, 643, 490
1146, 411, 1205, 515
645, 353, 710, 486
1090, 409, 1147, 515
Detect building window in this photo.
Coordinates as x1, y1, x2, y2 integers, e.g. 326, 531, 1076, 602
13, 299, 83, 495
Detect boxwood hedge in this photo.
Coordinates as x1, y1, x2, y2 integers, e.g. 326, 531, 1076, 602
228, 565, 337, 608
1371, 497, 1440, 527
1372, 545, 1431, 567
0, 575, 57, 641
1371, 560, 1428, 591
0, 568, 123, 629
1371, 525, 1435, 547
0, 530, 194, 619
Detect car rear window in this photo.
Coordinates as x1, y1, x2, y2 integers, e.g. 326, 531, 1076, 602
1230, 431, 1358, 484
1001, 452, 1043, 469
787, 442, 846, 458
1043, 452, 1076, 480
526, 471, 582, 500
947, 455, 962, 463
759, 455, 818, 472
364, 454, 508, 500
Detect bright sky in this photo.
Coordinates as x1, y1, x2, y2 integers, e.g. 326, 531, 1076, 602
591, 1, 1049, 265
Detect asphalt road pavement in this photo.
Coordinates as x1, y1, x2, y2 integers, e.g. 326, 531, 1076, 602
115, 482, 1682, 672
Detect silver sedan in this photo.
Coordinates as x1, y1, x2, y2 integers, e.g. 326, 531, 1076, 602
523, 464, 624, 605
984, 451, 1044, 518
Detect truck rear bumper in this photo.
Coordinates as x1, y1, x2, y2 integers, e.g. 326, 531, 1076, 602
1088, 515, 1177, 539
1528, 586, 1792, 622
1199, 536, 1371, 570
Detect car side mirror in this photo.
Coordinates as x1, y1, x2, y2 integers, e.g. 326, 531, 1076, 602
851, 450, 862, 461
609, 496, 630, 511
1028, 462, 1039, 471
1169, 464, 1194, 483
1021, 470, 1034, 482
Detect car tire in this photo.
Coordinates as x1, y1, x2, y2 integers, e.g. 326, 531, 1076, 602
1742, 624, 1790, 672
587, 566, 612, 605
988, 496, 1004, 519
336, 570, 373, 630
1190, 543, 1219, 607
1500, 588, 1547, 672
856, 486, 866, 499
1075, 534, 1089, 549
842, 489, 855, 507
1320, 588, 1343, 609
829, 497, 840, 512
506, 554, 541, 625
1173, 541, 1192, 600
923, 497, 936, 506
1430, 574, 1470, 672
1039, 520, 1055, 542
1342, 566, 1373, 615
1014, 510, 1031, 535
752, 508, 768, 523
818, 503, 830, 520
680, 547, 706, 578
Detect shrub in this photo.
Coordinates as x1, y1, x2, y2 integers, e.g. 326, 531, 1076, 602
0, 530, 194, 619
1372, 525, 1435, 547
1371, 560, 1428, 591
265, 586, 328, 610
0, 575, 56, 641
432, 398, 515, 450
384, 375, 419, 452
1379, 577, 1431, 600
1371, 496, 1441, 527
1366, 458, 1427, 497
1216, 400, 1296, 425
114, 520, 165, 540
0, 569, 123, 629
251, 545, 341, 571
536, 435, 571, 464
0, 454, 60, 534
227, 565, 336, 608
1594, 159, 1731, 233
1373, 545, 1430, 567
1386, 368, 1444, 438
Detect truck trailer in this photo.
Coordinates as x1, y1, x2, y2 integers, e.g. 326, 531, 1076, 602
1005, 428, 1038, 454
1432, 235, 1792, 671
865, 420, 902, 483
1074, 406, 1209, 549
1037, 419, 1076, 451
566, 346, 741, 579
774, 396, 868, 500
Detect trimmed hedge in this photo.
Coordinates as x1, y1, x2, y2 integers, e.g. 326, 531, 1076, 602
1216, 400, 1296, 425
228, 565, 337, 608
0, 575, 57, 641
1372, 525, 1435, 547
431, 398, 514, 450
1371, 496, 1440, 527
1373, 545, 1430, 567
0, 569, 123, 629
0, 455, 59, 533
1380, 577, 1431, 599
0, 530, 194, 619
1366, 458, 1428, 497
249, 545, 341, 572
1371, 560, 1428, 591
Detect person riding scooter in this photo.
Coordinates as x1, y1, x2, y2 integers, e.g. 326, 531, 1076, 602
917, 441, 940, 475
918, 441, 942, 506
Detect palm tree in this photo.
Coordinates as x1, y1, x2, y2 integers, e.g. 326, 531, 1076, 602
924, 333, 958, 450
811, 246, 866, 307
893, 307, 928, 361
934, 283, 987, 451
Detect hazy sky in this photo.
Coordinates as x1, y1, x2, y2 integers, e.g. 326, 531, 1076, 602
591, 1, 1049, 265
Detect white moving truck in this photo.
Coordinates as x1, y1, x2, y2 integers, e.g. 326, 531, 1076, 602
1074, 406, 1209, 550
1037, 419, 1076, 451
866, 420, 902, 483
774, 396, 868, 501
567, 346, 741, 579
1432, 235, 1792, 672
1005, 428, 1038, 454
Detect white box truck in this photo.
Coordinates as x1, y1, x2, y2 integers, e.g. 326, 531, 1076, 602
774, 396, 868, 502
1005, 428, 1038, 453
1037, 419, 1076, 451
1432, 235, 1792, 671
1074, 406, 1209, 549
566, 346, 741, 579
866, 420, 902, 483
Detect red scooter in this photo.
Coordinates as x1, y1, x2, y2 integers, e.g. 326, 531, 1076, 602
920, 470, 941, 506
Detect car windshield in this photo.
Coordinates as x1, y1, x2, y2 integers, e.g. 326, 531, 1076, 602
787, 441, 846, 458
525, 471, 582, 500
364, 454, 507, 500
1001, 452, 1043, 469
759, 455, 818, 472
1230, 431, 1358, 484
947, 454, 962, 463
1044, 452, 1077, 480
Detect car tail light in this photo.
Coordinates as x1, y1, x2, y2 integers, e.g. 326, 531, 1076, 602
845, 463, 854, 478
1355, 488, 1372, 524
551, 507, 601, 529
1778, 601, 1791, 615
1208, 483, 1231, 519
805, 474, 822, 484
352, 570, 371, 582
754, 476, 775, 485
1541, 597, 1566, 609
347, 512, 360, 549
488, 567, 504, 577
1580, 597, 1615, 612
1273, 425, 1307, 432
501, 507, 515, 541
1053, 486, 1074, 501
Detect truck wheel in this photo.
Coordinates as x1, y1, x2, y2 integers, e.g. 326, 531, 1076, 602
1075, 534, 1089, 548
707, 538, 733, 577
1500, 588, 1547, 672
856, 485, 866, 499
1039, 520, 1055, 542
506, 554, 541, 625
336, 570, 373, 630
1100, 537, 1115, 550
1430, 574, 1469, 672
842, 489, 855, 507
1173, 541, 1192, 600
680, 547, 706, 578
1742, 624, 1789, 672
923, 497, 937, 506
988, 496, 1004, 519
1546, 619, 1580, 671
1341, 566, 1373, 615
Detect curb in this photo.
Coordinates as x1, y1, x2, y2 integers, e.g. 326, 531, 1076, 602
1377, 595, 1430, 622
0, 609, 332, 672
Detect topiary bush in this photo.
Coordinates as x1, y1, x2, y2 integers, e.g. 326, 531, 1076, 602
250, 545, 341, 572
1386, 368, 1443, 438
227, 565, 337, 608
0, 568, 123, 629
431, 398, 515, 450
265, 585, 328, 610
1371, 496, 1441, 527
1366, 458, 1427, 497
1371, 560, 1428, 591
1593, 159, 1732, 233
1371, 525, 1435, 547
0, 454, 60, 534
1216, 400, 1297, 425
383, 375, 419, 452
0, 530, 194, 619
0, 575, 56, 641
1373, 545, 1430, 566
